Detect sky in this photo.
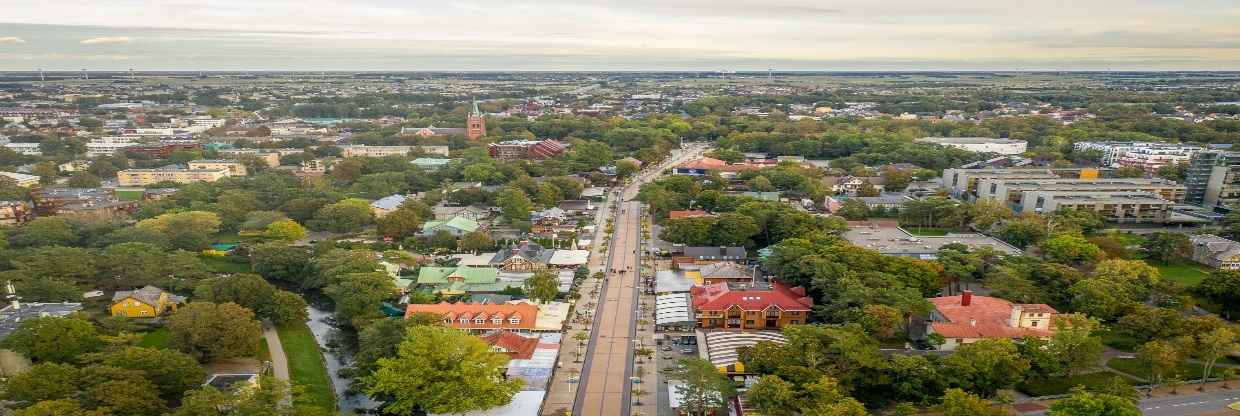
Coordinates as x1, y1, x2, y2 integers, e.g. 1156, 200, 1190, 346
2, 0, 1240, 71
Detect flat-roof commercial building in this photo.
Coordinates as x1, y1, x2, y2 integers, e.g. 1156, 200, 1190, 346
973, 177, 1185, 210
187, 160, 247, 177
943, 168, 1103, 200
1073, 141, 1202, 168
1018, 191, 1174, 224
916, 137, 1027, 155
117, 166, 229, 186
843, 220, 1022, 260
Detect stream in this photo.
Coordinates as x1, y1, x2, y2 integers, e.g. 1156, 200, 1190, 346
306, 306, 380, 413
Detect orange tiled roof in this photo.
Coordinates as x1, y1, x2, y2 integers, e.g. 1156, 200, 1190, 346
690, 281, 812, 312
928, 294, 1056, 339
405, 302, 537, 330
482, 331, 539, 359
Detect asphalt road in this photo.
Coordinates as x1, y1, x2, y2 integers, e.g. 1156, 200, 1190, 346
1023, 389, 1240, 416
572, 144, 706, 416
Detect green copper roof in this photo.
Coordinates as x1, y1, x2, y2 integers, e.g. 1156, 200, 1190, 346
421, 216, 481, 234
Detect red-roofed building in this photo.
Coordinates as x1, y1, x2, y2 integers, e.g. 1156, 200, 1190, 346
690, 281, 813, 330
481, 331, 539, 360
926, 290, 1058, 350
669, 210, 711, 219
406, 302, 538, 332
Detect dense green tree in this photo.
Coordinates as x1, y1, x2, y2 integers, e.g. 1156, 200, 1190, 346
494, 186, 534, 224
1139, 232, 1191, 264
194, 274, 308, 325
1197, 269, 1240, 319
309, 198, 375, 232
746, 375, 797, 416
325, 272, 396, 329
664, 357, 736, 416
249, 243, 314, 288
1136, 340, 1183, 390
136, 211, 222, 251
264, 219, 307, 241
1040, 233, 1103, 266
9, 217, 77, 247
524, 270, 560, 303
88, 347, 206, 402
366, 325, 521, 414
1047, 388, 1140, 416
1047, 314, 1104, 377
941, 339, 1030, 397
1, 363, 80, 405
376, 204, 423, 239
933, 388, 1006, 416
1, 315, 102, 363
167, 302, 263, 361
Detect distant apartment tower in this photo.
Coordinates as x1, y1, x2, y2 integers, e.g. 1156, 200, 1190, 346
1185, 150, 1240, 210
116, 166, 229, 186
915, 137, 1027, 155
1073, 141, 1201, 170
466, 100, 486, 140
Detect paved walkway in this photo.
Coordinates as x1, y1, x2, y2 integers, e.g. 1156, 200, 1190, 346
262, 322, 290, 381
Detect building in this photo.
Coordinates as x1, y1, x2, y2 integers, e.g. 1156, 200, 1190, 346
0, 201, 32, 227
110, 286, 185, 318
823, 176, 885, 195
421, 215, 482, 237
370, 194, 409, 218
86, 136, 138, 157
1185, 150, 1240, 209
124, 141, 202, 159
1073, 141, 1202, 168
416, 266, 506, 295
0, 296, 83, 341
408, 301, 538, 332
655, 293, 694, 331
481, 332, 539, 360
466, 100, 487, 140
29, 188, 138, 219
218, 149, 282, 167
187, 160, 247, 176
674, 246, 747, 268
691, 262, 756, 286
116, 166, 229, 186
0, 141, 41, 156
411, 158, 453, 170
842, 220, 1022, 259
943, 167, 1104, 200
487, 140, 567, 161
825, 193, 912, 213
399, 126, 466, 137
0, 171, 39, 187
489, 241, 553, 272
338, 145, 414, 158
915, 137, 1028, 155
973, 177, 1186, 210
690, 281, 813, 330
1018, 191, 1174, 223
1189, 234, 1240, 270
924, 291, 1058, 351
405, 300, 568, 333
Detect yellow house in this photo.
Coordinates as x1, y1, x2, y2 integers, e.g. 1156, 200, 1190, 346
110, 286, 186, 318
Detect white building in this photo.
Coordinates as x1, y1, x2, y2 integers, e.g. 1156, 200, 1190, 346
915, 137, 1028, 155
1, 141, 42, 156
0, 171, 40, 187
86, 136, 138, 157
1073, 141, 1202, 168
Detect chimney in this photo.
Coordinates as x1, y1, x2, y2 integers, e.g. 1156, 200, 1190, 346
961, 290, 973, 306
1009, 305, 1023, 328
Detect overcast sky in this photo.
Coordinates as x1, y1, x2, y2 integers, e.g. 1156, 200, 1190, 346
2, 0, 1240, 71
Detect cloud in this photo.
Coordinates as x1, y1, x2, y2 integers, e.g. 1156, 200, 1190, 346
80, 36, 133, 45
0, 36, 27, 44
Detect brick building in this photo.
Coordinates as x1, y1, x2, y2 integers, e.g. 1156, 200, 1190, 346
691, 281, 813, 330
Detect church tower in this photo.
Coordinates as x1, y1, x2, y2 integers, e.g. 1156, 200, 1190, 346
466, 100, 486, 140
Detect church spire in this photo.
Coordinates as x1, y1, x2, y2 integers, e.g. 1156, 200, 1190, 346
471, 98, 481, 115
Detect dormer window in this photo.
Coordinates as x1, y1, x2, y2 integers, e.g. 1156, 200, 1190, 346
509, 316, 521, 324
492, 317, 502, 324
474, 317, 485, 324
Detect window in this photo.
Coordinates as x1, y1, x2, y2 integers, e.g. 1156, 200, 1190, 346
474, 317, 485, 324
1031, 321, 1039, 327
492, 317, 502, 324
459, 317, 469, 324
509, 316, 520, 324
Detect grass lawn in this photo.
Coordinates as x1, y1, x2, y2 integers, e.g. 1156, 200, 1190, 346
201, 256, 252, 273
277, 323, 336, 411
1017, 372, 1134, 397
904, 227, 950, 236
1100, 330, 1141, 352
1151, 263, 1211, 287
139, 328, 171, 349
1106, 357, 1222, 381
115, 189, 146, 201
